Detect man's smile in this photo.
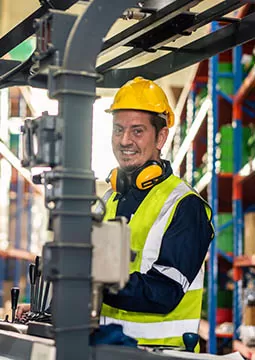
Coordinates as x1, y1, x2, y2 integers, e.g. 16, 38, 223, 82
120, 150, 137, 156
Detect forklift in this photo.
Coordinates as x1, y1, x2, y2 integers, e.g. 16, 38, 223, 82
0, 1, 254, 358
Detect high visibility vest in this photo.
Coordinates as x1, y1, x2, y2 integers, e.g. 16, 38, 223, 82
100, 174, 213, 349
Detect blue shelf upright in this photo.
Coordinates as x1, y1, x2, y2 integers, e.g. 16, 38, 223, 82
232, 45, 243, 340
207, 21, 219, 355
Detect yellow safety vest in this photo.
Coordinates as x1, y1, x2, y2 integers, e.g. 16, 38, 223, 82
100, 174, 213, 350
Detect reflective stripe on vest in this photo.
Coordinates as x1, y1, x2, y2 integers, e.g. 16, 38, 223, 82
101, 174, 212, 348
140, 181, 197, 274
100, 317, 200, 339
153, 263, 204, 292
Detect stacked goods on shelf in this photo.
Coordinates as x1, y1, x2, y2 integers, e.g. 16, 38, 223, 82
217, 125, 252, 173
217, 234, 233, 325
244, 211, 255, 256
202, 213, 234, 323
240, 278, 255, 346
240, 209, 255, 345
194, 124, 255, 185
218, 213, 233, 254
201, 269, 233, 324
237, 48, 255, 350
217, 289, 233, 325
218, 125, 233, 173
218, 62, 233, 95
243, 279, 255, 326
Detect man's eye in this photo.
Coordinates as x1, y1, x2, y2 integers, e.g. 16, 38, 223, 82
133, 129, 143, 135
113, 128, 122, 135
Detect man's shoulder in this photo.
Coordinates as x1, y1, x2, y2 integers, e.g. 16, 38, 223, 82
178, 193, 205, 208
162, 175, 208, 209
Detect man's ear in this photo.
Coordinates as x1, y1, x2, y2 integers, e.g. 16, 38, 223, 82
156, 127, 169, 151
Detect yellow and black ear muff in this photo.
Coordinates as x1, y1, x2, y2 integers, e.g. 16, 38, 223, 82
106, 161, 166, 193
134, 161, 165, 190
106, 168, 129, 194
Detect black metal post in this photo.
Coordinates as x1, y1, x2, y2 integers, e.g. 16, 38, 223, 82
44, 1, 135, 359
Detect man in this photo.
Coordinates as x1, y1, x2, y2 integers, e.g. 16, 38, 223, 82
99, 76, 214, 350
18, 76, 214, 350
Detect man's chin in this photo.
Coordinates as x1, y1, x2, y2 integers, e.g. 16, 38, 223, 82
120, 163, 140, 174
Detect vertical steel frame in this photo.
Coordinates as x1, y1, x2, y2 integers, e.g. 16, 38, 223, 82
186, 85, 196, 186
232, 45, 243, 339
232, 45, 245, 339
42, 2, 135, 359
207, 21, 219, 354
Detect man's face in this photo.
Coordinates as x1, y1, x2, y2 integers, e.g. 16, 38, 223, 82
112, 110, 168, 172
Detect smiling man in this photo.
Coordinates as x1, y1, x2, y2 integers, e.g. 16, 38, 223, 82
100, 77, 214, 351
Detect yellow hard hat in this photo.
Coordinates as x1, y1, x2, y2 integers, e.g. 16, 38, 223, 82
106, 77, 175, 128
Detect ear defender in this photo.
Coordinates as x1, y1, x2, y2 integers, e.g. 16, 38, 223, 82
106, 167, 129, 193
106, 161, 166, 194
133, 161, 165, 190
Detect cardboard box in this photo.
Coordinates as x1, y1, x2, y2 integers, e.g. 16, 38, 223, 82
243, 305, 255, 326
244, 212, 255, 256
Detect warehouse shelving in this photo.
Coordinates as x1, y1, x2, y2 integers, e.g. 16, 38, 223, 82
232, 45, 255, 360
171, 53, 234, 353
199, 320, 233, 341
170, 10, 255, 353
0, 88, 43, 307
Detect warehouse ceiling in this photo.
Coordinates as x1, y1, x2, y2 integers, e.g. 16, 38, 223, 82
0, 0, 252, 106
0, 0, 203, 105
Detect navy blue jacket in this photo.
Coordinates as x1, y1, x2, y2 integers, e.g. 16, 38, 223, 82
103, 161, 214, 314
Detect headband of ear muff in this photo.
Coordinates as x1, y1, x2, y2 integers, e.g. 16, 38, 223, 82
106, 160, 166, 194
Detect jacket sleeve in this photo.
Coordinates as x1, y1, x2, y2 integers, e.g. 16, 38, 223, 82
103, 195, 214, 314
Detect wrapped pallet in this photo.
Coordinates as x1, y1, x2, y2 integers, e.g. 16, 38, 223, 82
244, 211, 255, 256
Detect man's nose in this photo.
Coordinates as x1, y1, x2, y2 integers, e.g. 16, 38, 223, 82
120, 130, 133, 146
